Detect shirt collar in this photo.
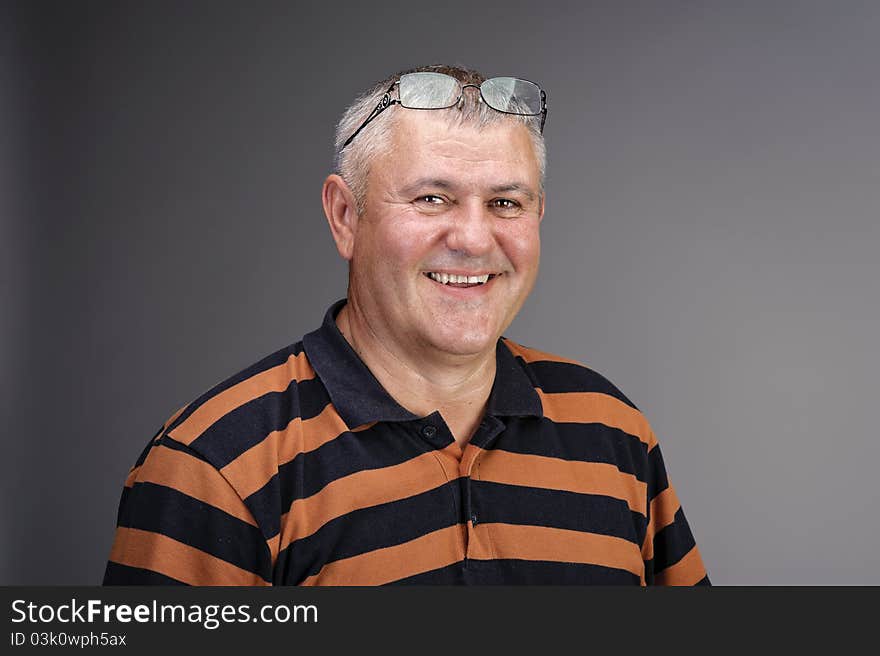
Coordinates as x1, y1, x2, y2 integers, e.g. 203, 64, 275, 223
302, 299, 543, 429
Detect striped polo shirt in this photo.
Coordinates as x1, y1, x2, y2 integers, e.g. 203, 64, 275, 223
104, 299, 709, 586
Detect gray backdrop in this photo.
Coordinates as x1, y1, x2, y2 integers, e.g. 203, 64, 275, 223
3, 0, 878, 585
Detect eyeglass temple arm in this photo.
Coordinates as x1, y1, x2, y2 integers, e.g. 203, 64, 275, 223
539, 89, 547, 133
340, 82, 399, 151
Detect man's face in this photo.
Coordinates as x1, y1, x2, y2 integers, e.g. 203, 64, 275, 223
347, 110, 544, 360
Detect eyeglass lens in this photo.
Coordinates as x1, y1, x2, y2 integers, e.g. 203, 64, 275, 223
399, 72, 460, 109
481, 77, 541, 115
398, 72, 542, 115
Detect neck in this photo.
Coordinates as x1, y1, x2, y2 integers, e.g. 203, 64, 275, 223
336, 300, 496, 445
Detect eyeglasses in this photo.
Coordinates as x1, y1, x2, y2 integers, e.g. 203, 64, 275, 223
340, 72, 548, 151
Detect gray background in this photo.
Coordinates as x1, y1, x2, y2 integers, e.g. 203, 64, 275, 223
3, 0, 878, 585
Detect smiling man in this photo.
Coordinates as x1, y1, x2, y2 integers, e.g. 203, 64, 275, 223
104, 65, 709, 586
325, 99, 544, 448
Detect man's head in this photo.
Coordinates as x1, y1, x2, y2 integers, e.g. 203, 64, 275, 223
322, 64, 547, 362
333, 64, 547, 215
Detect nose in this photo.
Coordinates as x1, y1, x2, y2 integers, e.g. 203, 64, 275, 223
444, 199, 496, 257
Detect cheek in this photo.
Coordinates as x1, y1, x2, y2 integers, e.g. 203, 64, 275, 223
376, 217, 440, 266
356, 218, 414, 262
502, 223, 541, 272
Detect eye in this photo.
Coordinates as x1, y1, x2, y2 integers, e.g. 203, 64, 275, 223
490, 198, 523, 214
415, 194, 445, 205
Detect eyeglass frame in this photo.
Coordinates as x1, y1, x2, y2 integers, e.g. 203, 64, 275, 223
339, 74, 548, 151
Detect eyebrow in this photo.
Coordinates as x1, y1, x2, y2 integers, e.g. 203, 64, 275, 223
397, 178, 454, 197
399, 178, 537, 201
489, 182, 537, 202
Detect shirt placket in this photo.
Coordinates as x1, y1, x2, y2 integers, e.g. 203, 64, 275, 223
412, 414, 468, 569
460, 417, 506, 571
414, 413, 506, 574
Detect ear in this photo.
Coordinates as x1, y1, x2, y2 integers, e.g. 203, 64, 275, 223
321, 174, 360, 260
538, 191, 546, 223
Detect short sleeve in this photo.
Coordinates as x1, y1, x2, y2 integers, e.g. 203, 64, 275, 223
103, 433, 273, 586
641, 441, 710, 586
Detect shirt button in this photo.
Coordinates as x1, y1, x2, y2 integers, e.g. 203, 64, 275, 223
421, 424, 437, 438
471, 514, 478, 526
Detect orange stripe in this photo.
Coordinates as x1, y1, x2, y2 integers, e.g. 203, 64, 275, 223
164, 402, 190, 431
350, 421, 377, 433
502, 338, 586, 366
537, 389, 657, 449
279, 451, 457, 551
301, 524, 466, 585
169, 351, 315, 445
124, 466, 141, 488
642, 486, 682, 560
109, 527, 270, 586
433, 442, 467, 481
650, 486, 681, 533
654, 545, 707, 586
220, 403, 351, 501
474, 448, 647, 516
124, 404, 193, 486
296, 403, 355, 452
267, 534, 280, 567
472, 523, 644, 579
132, 443, 257, 527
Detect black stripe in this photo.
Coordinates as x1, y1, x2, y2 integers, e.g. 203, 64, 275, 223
463, 559, 641, 585
273, 483, 460, 584
119, 482, 271, 583
296, 377, 333, 421
647, 444, 671, 502
131, 426, 166, 469
644, 557, 710, 586
103, 562, 187, 586
653, 507, 697, 574
241, 472, 281, 539
495, 417, 650, 482
386, 562, 465, 585
277, 421, 431, 505
166, 342, 305, 434
245, 421, 435, 538
188, 383, 302, 468
519, 359, 638, 409
187, 377, 332, 469
158, 435, 212, 461
114, 485, 133, 527
388, 559, 641, 585
473, 480, 644, 544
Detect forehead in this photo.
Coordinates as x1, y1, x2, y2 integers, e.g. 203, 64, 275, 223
377, 110, 540, 189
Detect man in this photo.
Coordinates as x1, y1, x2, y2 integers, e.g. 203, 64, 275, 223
104, 65, 709, 585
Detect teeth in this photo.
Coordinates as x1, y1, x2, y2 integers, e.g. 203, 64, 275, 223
427, 272, 491, 285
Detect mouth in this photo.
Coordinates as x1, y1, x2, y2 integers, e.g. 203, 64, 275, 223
422, 271, 501, 289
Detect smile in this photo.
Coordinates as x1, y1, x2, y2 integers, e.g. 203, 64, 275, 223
423, 272, 499, 287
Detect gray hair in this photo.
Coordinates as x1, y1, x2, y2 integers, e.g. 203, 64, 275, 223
332, 64, 547, 215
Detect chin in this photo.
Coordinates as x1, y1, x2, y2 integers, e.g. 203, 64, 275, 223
425, 324, 498, 357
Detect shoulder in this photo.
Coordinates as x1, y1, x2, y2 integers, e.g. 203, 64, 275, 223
158, 339, 316, 470
502, 337, 657, 450
502, 338, 637, 408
